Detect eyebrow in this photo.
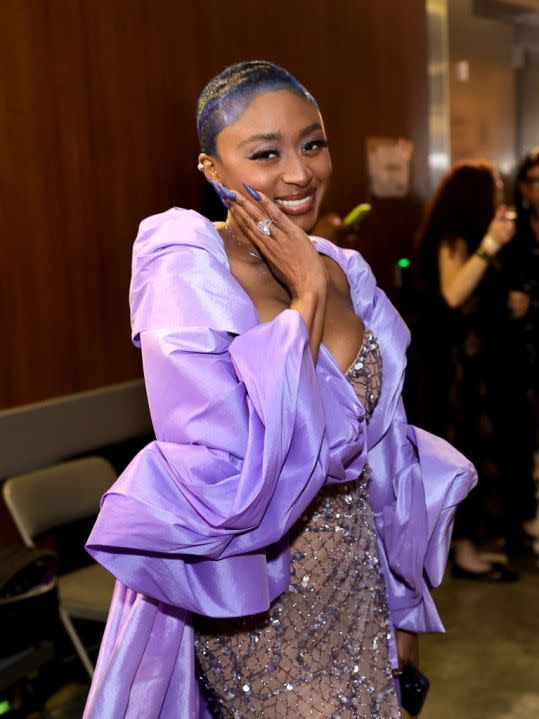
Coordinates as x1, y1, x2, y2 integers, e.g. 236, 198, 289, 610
238, 123, 324, 147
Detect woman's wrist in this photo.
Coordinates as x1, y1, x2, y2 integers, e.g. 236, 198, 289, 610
475, 234, 501, 262
475, 247, 494, 262
480, 234, 501, 255
291, 286, 327, 312
291, 275, 328, 302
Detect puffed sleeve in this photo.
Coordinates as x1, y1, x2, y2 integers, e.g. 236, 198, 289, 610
86, 210, 366, 616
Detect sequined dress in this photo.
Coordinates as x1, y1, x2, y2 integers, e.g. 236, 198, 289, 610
195, 329, 401, 718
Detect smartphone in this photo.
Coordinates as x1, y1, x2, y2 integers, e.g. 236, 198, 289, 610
398, 662, 430, 716
342, 203, 372, 227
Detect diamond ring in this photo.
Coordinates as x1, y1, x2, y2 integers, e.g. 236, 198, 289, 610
256, 218, 273, 236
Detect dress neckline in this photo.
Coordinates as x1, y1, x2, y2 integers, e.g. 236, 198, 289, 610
344, 328, 375, 377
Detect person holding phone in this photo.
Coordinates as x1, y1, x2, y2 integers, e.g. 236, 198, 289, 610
83, 61, 475, 718
414, 160, 527, 579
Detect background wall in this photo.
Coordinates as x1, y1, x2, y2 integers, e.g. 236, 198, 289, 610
515, 22, 539, 157
448, 0, 516, 173
1, 0, 428, 409
446, 0, 539, 176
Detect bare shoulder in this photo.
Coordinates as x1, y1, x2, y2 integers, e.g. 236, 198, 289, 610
320, 254, 352, 297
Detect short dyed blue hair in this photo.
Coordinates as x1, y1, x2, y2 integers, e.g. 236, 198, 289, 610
197, 60, 319, 156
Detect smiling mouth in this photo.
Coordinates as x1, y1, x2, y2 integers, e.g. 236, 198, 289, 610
274, 193, 315, 213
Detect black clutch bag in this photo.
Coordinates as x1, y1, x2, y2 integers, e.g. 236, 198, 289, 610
398, 661, 430, 716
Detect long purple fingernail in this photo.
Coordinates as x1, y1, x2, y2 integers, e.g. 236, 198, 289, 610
208, 180, 230, 208
210, 180, 236, 201
218, 196, 231, 209
242, 183, 261, 201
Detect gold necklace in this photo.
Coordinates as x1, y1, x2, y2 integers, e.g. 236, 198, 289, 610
223, 223, 264, 262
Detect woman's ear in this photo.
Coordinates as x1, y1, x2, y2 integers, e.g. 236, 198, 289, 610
197, 154, 220, 182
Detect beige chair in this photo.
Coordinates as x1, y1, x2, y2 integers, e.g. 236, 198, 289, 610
2, 456, 117, 677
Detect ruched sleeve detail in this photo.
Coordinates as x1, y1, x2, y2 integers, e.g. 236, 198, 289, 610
87, 306, 334, 612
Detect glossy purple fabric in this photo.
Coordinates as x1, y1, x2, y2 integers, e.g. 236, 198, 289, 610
83, 208, 476, 718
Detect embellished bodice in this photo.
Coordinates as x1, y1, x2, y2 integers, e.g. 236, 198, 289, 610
345, 327, 383, 422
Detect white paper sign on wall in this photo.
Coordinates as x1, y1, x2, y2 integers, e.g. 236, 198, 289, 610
366, 138, 414, 198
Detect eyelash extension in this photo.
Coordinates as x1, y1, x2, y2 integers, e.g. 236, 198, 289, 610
303, 138, 329, 151
247, 138, 329, 161
248, 149, 279, 161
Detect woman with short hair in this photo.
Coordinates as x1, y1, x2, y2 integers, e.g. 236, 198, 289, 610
84, 61, 474, 719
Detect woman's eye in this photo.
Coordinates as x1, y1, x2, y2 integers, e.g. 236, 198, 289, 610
303, 138, 329, 153
249, 149, 280, 161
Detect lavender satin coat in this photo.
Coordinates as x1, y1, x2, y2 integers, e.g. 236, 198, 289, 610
83, 208, 476, 718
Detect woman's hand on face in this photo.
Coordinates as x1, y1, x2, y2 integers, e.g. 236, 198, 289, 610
226, 184, 328, 299
487, 205, 515, 248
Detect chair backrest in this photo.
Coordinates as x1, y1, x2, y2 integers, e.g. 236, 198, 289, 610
0, 380, 151, 479
2, 457, 117, 547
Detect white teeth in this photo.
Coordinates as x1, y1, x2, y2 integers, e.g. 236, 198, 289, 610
275, 194, 313, 209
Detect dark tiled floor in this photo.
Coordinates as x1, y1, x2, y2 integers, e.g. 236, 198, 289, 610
421, 453, 539, 719
421, 553, 539, 718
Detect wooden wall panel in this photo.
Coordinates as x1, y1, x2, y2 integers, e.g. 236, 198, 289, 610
0, 0, 428, 408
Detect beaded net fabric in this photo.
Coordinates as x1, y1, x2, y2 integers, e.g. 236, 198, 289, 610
195, 330, 400, 718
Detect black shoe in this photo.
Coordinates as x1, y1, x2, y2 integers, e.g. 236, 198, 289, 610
451, 562, 519, 582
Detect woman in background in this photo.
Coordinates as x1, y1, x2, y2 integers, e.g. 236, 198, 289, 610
415, 160, 526, 579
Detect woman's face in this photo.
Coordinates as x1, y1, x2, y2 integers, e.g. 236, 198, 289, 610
209, 90, 332, 232
519, 162, 539, 213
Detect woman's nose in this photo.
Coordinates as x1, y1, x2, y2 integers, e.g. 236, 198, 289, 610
281, 153, 313, 186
